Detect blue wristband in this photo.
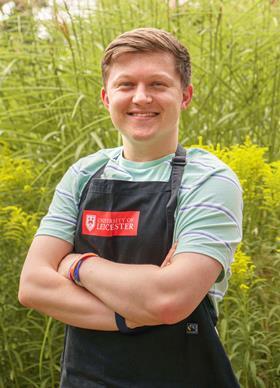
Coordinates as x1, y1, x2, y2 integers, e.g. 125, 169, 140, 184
73, 259, 84, 286
115, 312, 148, 334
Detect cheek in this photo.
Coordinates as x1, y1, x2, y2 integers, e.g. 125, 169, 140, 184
108, 103, 121, 121
107, 97, 128, 127
158, 92, 181, 107
160, 99, 181, 117
109, 93, 130, 110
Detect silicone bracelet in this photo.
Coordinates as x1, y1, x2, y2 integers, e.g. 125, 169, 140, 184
68, 253, 97, 286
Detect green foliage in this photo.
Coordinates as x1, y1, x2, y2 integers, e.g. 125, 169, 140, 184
219, 255, 280, 388
191, 136, 280, 387
193, 137, 280, 254
0, 1, 280, 387
0, 0, 280, 168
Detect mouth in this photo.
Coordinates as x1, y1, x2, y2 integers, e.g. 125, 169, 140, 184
127, 111, 159, 118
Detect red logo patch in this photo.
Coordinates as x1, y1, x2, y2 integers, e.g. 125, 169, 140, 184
82, 210, 140, 237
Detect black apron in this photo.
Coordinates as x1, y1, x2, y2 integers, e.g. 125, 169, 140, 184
60, 145, 240, 388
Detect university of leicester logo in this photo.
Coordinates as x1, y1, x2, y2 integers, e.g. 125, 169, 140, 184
85, 214, 96, 232
82, 210, 140, 237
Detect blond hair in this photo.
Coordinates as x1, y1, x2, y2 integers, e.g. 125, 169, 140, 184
101, 28, 191, 88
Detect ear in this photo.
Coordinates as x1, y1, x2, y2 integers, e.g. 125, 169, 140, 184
101, 87, 110, 110
181, 84, 193, 110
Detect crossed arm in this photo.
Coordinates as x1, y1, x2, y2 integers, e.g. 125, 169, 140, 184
18, 235, 222, 330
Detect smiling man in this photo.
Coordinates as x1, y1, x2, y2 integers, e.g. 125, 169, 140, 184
101, 50, 191, 161
19, 28, 242, 387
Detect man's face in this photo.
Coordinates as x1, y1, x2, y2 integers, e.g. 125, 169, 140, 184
101, 51, 192, 151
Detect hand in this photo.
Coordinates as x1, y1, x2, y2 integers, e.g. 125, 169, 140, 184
125, 244, 178, 329
160, 241, 178, 268
125, 319, 141, 329
57, 253, 82, 278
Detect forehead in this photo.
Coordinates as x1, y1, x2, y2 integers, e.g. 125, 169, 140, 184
106, 51, 179, 83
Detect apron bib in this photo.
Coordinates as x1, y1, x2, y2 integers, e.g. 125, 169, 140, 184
60, 145, 240, 388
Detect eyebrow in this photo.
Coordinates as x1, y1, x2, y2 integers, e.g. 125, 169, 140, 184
113, 73, 174, 83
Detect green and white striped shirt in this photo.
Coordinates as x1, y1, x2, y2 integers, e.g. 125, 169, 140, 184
36, 147, 243, 313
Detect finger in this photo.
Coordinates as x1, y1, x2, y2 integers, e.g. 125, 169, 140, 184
161, 246, 176, 267
161, 241, 178, 267
166, 241, 178, 258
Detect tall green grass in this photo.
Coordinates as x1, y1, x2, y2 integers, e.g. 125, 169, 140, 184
0, 0, 280, 387
1, 0, 279, 177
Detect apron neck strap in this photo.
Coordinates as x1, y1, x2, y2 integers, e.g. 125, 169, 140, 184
166, 144, 187, 242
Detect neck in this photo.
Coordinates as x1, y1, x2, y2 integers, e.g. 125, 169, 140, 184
122, 139, 178, 162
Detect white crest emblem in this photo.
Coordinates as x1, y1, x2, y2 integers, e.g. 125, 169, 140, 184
86, 215, 96, 232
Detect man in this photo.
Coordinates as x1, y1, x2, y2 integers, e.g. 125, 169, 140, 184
19, 28, 242, 387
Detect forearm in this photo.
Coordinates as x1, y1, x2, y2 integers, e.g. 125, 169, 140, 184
74, 252, 221, 326
79, 256, 165, 325
56, 246, 221, 327
19, 267, 118, 331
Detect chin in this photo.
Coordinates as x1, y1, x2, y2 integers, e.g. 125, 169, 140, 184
131, 133, 156, 143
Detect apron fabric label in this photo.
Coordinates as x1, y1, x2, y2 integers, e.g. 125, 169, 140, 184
186, 323, 199, 335
82, 210, 140, 237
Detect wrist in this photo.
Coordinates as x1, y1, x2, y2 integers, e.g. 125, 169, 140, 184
68, 253, 97, 286
78, 254, 103, 286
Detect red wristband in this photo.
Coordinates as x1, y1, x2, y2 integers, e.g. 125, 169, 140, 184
68, 253, 97, 286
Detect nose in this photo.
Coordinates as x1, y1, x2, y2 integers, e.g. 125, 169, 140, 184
132, 84, 152, 105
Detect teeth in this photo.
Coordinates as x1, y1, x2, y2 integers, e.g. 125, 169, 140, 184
129, 113, 157, 117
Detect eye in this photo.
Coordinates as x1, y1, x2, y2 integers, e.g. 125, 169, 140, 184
151, 81, 166, 88
118, 82, 134, 89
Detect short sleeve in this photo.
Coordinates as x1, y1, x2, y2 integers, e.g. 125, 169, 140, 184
34, 147, 123, 244
173, 156, 243, 301
35, 162, 81, 244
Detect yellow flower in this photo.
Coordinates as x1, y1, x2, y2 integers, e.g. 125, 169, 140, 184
23, 185, 32, 192
240, 284, 249, 291
230, 244, 255, 292
0, 206, 39, 245
190, 137, 270, 203
262, 161, 280, 211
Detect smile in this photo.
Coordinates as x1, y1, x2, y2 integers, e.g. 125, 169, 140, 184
127, 112, 159, 117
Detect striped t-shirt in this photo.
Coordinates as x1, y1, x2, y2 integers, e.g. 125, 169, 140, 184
36, 147, 243, 313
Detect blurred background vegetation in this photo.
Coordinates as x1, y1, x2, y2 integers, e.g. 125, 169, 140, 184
0, 0, 279, 387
